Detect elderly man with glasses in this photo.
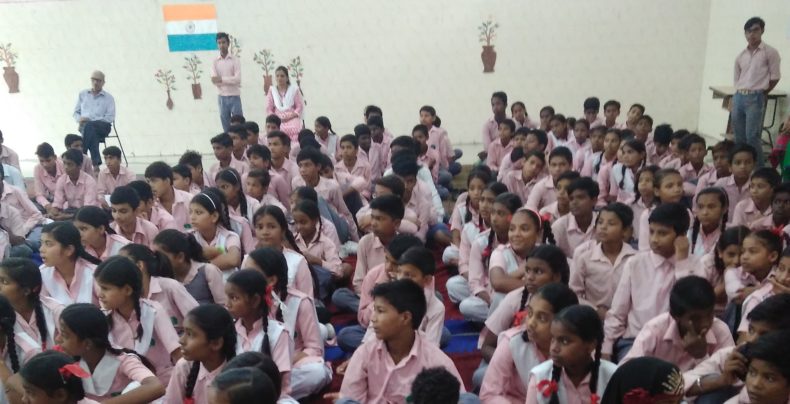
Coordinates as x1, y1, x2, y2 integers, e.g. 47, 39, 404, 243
73, 70, 116, 171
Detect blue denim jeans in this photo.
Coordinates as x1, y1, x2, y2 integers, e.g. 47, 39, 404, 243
732, 91, 766, 166
218, 95, 243, 132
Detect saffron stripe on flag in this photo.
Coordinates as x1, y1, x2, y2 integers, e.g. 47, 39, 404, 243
162, 4, 216, 21
167, 34, 217, 52
166, 20, 218, 35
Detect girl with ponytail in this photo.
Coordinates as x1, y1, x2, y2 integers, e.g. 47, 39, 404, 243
74, 206, 130, 261
95, 256, 182, 385
225, 269, 292, 397
153, 229, 226, 306
189, 188, 243, 274
443, 167, 492, 266
18, 350, 93, 404
603, 139, 646, 204
165, 304, 236, 404
57, 303, 165, 402
119, 244, 198, 332
314, 116, 339, 160
525, 305, 617, 404
690, 187, 729, 257
0, 294, 24, 382
39, 221, 101, 306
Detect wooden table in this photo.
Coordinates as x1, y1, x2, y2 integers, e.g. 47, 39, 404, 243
709, 86, 787, 147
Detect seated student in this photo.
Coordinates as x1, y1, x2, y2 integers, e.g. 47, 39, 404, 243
583, 96, 603, 128
624, 103, 645, 131
171, 163, 196, 194
552, 177, 598, 258
601, 357, 685, 404
604, 202, 703, 362
695, 140, 735, 199
128, 180, 178, 231
49, 149, 98, 220
230, 114, 245, 126
445, 167, 492, 264
313, 116, 340, 160
715, 143, 757, 220
570, 116, 592, 157
511, 100, 537, 130
153, 229, 226, 305
354, 123, 384, 183
724, 229, 780, 304
573, 124, 603, 172
189, 188, 242, 274
633, 113, 653, 142
39, 221, 102, 306
246, 168, 286, 211
267, 130, 300, 186
109, 186, 159, 247
289, 129, 327, 161
292, 199, 346, 280
538, 105, 555, 131
412, 124, 441, 182
227, 124, 249, 164
540, 171, 579, 222
291, 186, 345, 247
392, 152, 450, 246
723, 330, 790, 404
334, 134, 372, 200
338, 279, 465, 403
602, 99, 625, 129
32, 142, 65, 211
677, 133, 712, 197
145, 161, 192, 232
351, 194, 403, 294
503, 150, 545, 204
525, 146, 573, 211
356, 175, 420, 236
419, 105, 456, 178
245, 143, 291, 208
0, 166, 45, 256
215, 167, 259, 225
18, 351, 98, 404
64, 133, 95, 175
0, 131, 18, 170
178, 150, 211, 192
768, 183, 790, 235
629, 166, 659, 240
482, 91, 508, 151
496, 127, 529, 181
264, 113, 281, 135
637, 168, 687, 250
547, 114, 574, 151
207, 132, 248, 187
659, 129, 688, 169
0, 200, 32, 259
734, 233, 787, 339
74, 206, 130, 261
385, 137, 446, 222
581, 128, 621, 181
732, 167, 781, 229
486, 119, 516, 174
648, 123, 673, 165
244, 121, 262, 147
96, 146, 135, 209
623, 276, 734, 370
603, 139, 646, 204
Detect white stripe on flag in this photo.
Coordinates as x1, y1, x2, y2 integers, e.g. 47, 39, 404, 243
166, 19, 217, 35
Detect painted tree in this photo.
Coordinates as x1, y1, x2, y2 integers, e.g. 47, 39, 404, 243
154, 69, 177, 110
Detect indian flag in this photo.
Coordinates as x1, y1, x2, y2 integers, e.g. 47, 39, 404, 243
163, 3, 218, 52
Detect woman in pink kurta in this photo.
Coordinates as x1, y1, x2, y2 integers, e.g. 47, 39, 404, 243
265, 66, 304, 142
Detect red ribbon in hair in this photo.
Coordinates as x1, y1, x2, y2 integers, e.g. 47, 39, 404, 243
512, 310, 528, 327
540, 213, 552, 223
537, 379, 558, 397
53, 344, 63, 352
58, 363, 89, 380
771, 225, 785, 238
591, 393, 600, 404
264, 284, 274, 308
183, 398, 195, 404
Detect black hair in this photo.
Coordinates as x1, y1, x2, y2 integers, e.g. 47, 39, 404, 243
102, 146, 122, 158
0, 258, 50, 352
669, 275, 716, 317
491, 91, 508, 105
521, 283, 579, 343
747, 294, 790, 331
527, 129, 549, 149
293, 186, 318, 204
567, 177, 600, 200
0, 294, 19, 372
95, 256, 145, 341
125, 182, 153, 205
211, 133, 233, 148
745, 330, 790, 382
540, 105, 555, 117
366, 115, 384, 129
549, 114, 567, 124
368, 194, 405, 221
386, 234, 423, 259
109, 185, 141, 210
714, 226, 750, 274
548, 146, 573, 166
598, 203, 634, 233
595, 130, 623, 174
374, 175, 406, 199
390, 136, 419, 155
751, 167, 782, 189
216, 32, 229, 41
391, 151, 421, 178
653, 168, 682, 203
397, 246, 435, 276
64, 133, 83, 148
215, 168, 248, 219
60, 304, 155, 370
617, 140, 646, 189
41, 221, 102, 265
746, 230, 783, 266
652, 124, 674, 146
245, 121, 260, 135
603, 100, 621, 110
574, 118, 590, 130
353, 123, 372, 138
486, 182, 509, 198
153, 229, 206, 263
265, 114, 282, 127
61, 148, 83, 166
274, 65, 290, 85
484, 193, 525, 267
710, 139, 735, 156
171, 164, 193, 184
295, 146, 322, 165
744, 17, 765, 31
637, 114, 654, 126
224, 352, 283, 397
247, 169, 271, 190
318, 154, 334, 172
120, 243, 174, 279
517, 245, 571, 319
549, 305, 603, 404
499, 119, 516, 133
183, 304, 237, 402
632, 165, 659, 204
292, 200, 323, 243
35, 142, 55, 158
227, 270, 272, 355
370, 279, 426, 329
230, 115, 245, 124
339, 134, 358, 149
648, 202, 690, 235
212, 367, 277, 404
583, 97, 600, 111
314, 116, 335, 135
410, 367, 460, 404
74, 206, 115, 235
629, 103, 646, 114
246, 144, 272, 161
228, 124, 248, 140
191, 187, 232, 230
20, 351, 87, 401
419, 105, 436, 117
729, 143, 758, 163
670, 130, 689, 143
246, 248, 288, 321
524, 150, 546, 168
678, 133, 706, 152
464, 167, 493, 225
691, 187, 729, 252
178, 151, 203, 170
364, 105, 383, 119
411, 124, 429, 139
521, 208, 556, 246
144, 161, 174, 182
266, 131, 291, 148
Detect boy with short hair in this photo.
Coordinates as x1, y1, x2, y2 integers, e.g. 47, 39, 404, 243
207, 132, 248, 185
64, 133, 96, 175
178, 150, 210, 192
695, 140, 734, 199
109, 185, 159, 248
144, 161, 192, 232
0, 130, 19, 170
659, 129, 688, 169
418, 105, 452, 171
603, 99, 625, 129
97, 146, 136, 207
552, 177, 599, 257
625, 103, 645, 131
732, 167, 781, 229
623, 275, 734, 370
486, 119, 515, 173
128, 180, 178, 231
496, 127, 529, 181
411, 367, 461, 404
548, 114, 573, 151
339, 279, 464, 403
245, 143, 290, 207
391, 152, 444, 244
293, 147, 357, 236
714, 144, 757, 219
678, 134, 712, 197
412, 125, 440, 182
245, 169, 285, 212
244, 121, 261, 147
266, 130, 299, 186
227, 124, 249, 163
503, 150, 545, 205
583, 96, 603, 128
634, 114, 654, 145
50, 149, 98, 219
0, 164, 45, 257
356, 175, 419, 236
264, 114, 281, 134
525, 146, 573, 210
482, 91, 508, 149
171, 164, 195, 194
540, 171, 579, 222
649, 124, 674, 165
32, 142, 64, 211
570, 118, 593, 171
352, 194, 404, 293
335, 134, 372, 200
364, 118, 387, 181
734, 331, 790, 404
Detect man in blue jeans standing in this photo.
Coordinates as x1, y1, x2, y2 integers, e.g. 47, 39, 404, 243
211, 32, 242, 132
731, 16, 781, 167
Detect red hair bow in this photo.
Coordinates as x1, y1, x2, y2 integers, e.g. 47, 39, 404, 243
183, 398, 195, 404
540, 213, 552, 224
537, 379, 558, 397
622, 388, 651, 404
58, 363, 89, 380
513, 310, 528, 327
53, 345, 63, 352
591, 393, 600, 404
771, 225, 785, 238
264, 284, 274, 308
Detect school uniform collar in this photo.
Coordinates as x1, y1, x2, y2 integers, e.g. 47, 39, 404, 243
743, 198, 772, 216
196, 359, 227, 383
590, 241, 636, 265
234, 317, 263, 339
567, 212, 596, 235
648, 251, 675, 270
148, 276, 163, 298
662, 312, 717, 346
374, 330, 424, 367
295, 225, 322, 247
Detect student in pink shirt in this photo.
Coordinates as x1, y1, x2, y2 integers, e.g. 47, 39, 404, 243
313, 116, 339, 160
294, 148, 358, 237
33, 142, 65, 211
64, 134, 95, 177
727, 330, 790, 404
583, 97, 603, 128
351, 194, 403, 294
547, 114, 575, 152
504, 150, 545, 205
487, 119, 516, 173
482, 91, 509, 150
95, 257, 181, 384
526, 146, 572, 211
604, 202, 701, 362
245, 169, 282, 210
178, 150, 210, 193
695, 140, 735, 200
604, 140, 646, 205
96, 146, 136, 208
715, 144, 757, 220
355, 123, 385, 183
648, 124, 673, 166
57, 304, 165, 402
419, 106, 452, 171
38, 222, 102, 306
292, 200, 345, 281
243, 121, 263, 148
227, 124, 250, 165
109, 186, 159, 248
225, 270, 292, 396
496, 128, 529, 181
49, 149, 98, 220
335, 134, 372, 200
677, 134, 712, 197
18, 350, 100, 404
265, 66, 304, 142
119, 244, 199, 332
207, 133, 249, 187
146, 161, 193, 232
511, 100, 537, 130
0, 133, 18, 171
480, 283, 578, 403
339, 279, 464, 403
574, 125, 604, 173
525, 305, 617, 404
356, 176, 420, 237
602, 100, 624, 129
628, 166, 658, 242
74, 206, 130, 261
539, 171, 577, 223
209, 367, 279, 403
445, 168, 491, 264
214, 168, 259, 227
553, 177, 598, 258
622, 276, 734, 370
189, 189, 242, 274
637, 169, 686, 250
732, 167, 780, 229
0, 295, 34, 379
166, 304, 235, 404
153, 230, 227, 305
413, 125, 441, 182
582, 129, 620, 182
623, 103, 645, 131
658, 130, 686, 170
690, 187, 729, 257
571, 203, 637, 318
128, 180, 179, 232
244, 145, 291, 208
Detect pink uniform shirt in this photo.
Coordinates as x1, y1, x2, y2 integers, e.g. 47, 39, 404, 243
294, 227, 342, 276
33, 159, 65, 207
206, 157, 249, 187
147, 276, 199, 331
353, 233, 389, 294
164, 358, 225, 404
0, 145, 19, 170
53, 171, 99, 210
731, 198, 772, 230
571, 241, 637, 309
39, 259, 97, 305
84, 233, 129, 261
679, 162, 713, 197
734, 42, 782, 91
480, 327, 547, 403
110, 217, 159, 248
525, 175, 557, 211
487, 139, 514, 173
1, 182, 45, 235
81, 352, 157, 401
503, 170, 541, 205
552, 213, 596, 258
211, 53, 241, 96
357, 264, 389, 327
157, 188, 193, 232
482, 117, 499, 149
714, 175, 750, 220
97, 166, 136, 202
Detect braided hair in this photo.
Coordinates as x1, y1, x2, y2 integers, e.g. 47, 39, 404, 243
595, 129, 622, 175
94, 256, 145, 341
292, 200, 323, 244
247, 248, 289, 323
484, 193, 523, 268
215, 168, 248, 220
227, 270, 271, 356
120, 243, 175, 279
0, 258, 50, 350
74, 205, 116, 235
19, 351, 88, 401
191, 187, 233, 231
41, 221, 102, 265
522, 208, 556, 245
691, 187, 729, 253
517, 245, 570, 328
463, 167, 493, 225
549, 305, 604, 404
631, 165, 659, 205
184, 304, 236, 403
521, 283, 578, 343
154, 229, 207, 264
0, 295, 19, 373
618, 140, 646, 190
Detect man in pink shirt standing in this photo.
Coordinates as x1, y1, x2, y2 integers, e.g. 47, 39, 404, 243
731, 17, 781, 167
211, 32, 242, 132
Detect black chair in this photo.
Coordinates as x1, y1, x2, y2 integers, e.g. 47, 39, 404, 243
100, 121, 128, 166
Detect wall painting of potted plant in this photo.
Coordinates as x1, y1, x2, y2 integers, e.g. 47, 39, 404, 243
183, 54, 203, 100
289, 56, 305, 101
229, 35, 241, 58
0, 43, 19, 93
154, 69, 176, 110
478, 17, 499, 73
253, 49, 275, 94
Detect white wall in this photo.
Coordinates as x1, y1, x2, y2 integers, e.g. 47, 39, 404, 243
697, 0, 790, 144
0, 0, 712, 174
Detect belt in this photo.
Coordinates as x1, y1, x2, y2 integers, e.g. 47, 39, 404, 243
736, 89, 764, 95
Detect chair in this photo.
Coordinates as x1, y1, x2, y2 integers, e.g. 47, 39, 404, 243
100, 121, 128, 166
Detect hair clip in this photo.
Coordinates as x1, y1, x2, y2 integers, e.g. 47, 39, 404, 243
537, 379, 558, 397
264, 284, 274, 308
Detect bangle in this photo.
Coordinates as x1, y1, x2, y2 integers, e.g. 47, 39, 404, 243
694, 376, 702, 391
